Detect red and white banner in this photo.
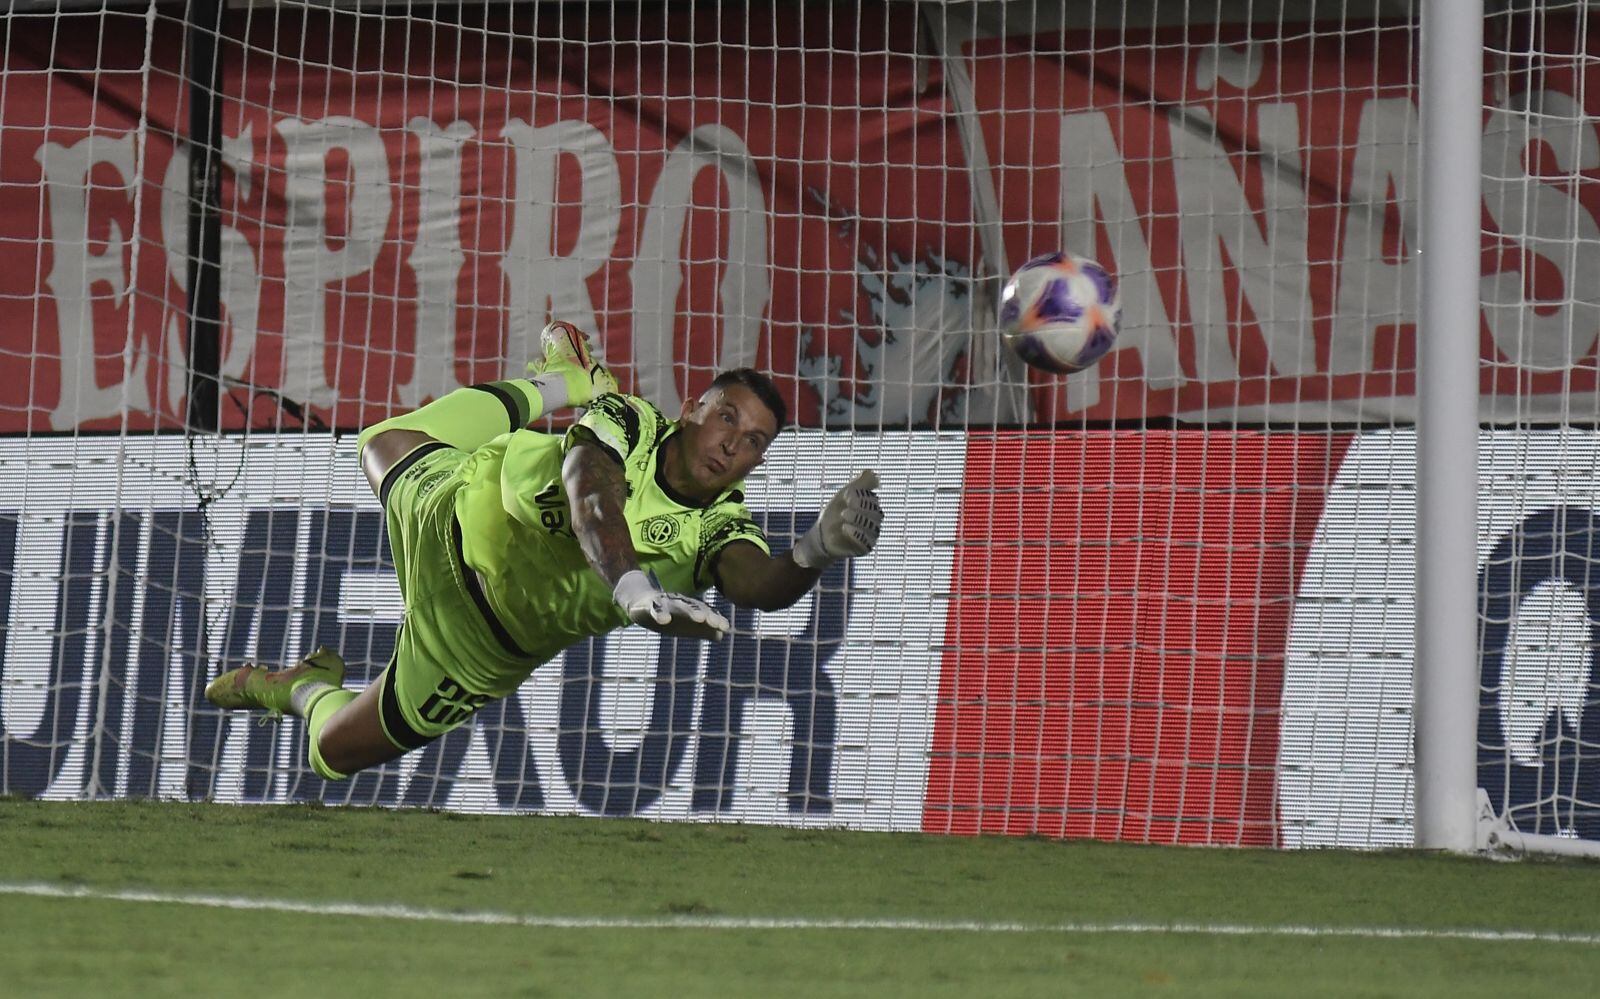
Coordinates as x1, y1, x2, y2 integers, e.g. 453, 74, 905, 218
923, 431, 1350, 845
6, 9, 1600, 431
969, 17, 1600, 421
2, 6, 975, 433
0, 428, 1348, 842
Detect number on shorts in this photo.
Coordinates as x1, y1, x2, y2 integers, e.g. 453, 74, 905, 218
417, 677, 492, 727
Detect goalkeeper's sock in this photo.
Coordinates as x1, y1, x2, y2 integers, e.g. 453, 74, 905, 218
300, 685, 358, 782
524, 371, 574, 412
356, 379, 552, 455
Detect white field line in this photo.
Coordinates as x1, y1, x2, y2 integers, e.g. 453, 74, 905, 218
5, 882, 1600, 945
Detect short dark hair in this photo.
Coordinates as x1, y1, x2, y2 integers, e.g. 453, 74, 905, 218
709, 368, 786, 430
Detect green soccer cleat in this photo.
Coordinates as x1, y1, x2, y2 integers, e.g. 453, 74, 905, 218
204, 647, 346, 716
529, 319, 618, 407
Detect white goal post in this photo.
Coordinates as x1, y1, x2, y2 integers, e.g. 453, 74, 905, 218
1, 0, 1599, 857
1415, 0, 1485, 853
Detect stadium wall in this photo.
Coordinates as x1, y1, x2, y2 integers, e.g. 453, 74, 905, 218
5, 429, 1596, 847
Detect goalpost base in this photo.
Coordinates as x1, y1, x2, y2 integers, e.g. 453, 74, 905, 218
1474, 790, 1600, 860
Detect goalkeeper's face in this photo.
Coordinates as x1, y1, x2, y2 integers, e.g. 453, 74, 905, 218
678, 384, 779, 492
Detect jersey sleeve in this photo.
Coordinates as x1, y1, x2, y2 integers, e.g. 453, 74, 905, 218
696, 499, 770, 590
563, 393, 648, 465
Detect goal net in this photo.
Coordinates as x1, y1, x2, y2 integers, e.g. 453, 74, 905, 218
2, 0, 1596, 851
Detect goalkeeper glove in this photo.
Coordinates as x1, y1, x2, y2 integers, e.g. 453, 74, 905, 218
612, 570, 730, 641
792, 470, 884, 569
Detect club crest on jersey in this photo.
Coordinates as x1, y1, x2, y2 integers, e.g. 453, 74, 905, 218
642, 514, 682, 546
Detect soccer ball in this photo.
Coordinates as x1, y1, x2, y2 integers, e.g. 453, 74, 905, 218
997, 252, 1121, 374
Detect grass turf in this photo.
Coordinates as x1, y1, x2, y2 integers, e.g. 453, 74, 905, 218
2, 799, 1598, 997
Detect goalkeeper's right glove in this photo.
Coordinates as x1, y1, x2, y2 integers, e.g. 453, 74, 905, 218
792, 470, 884, 569
613, 570, 730, 641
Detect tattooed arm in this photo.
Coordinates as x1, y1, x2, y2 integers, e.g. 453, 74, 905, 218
562, 442, 728, 640
561, 441, 639, 587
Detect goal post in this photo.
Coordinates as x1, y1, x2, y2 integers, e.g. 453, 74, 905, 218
1414, 0, 1483, 854
2, 1, 1600, 856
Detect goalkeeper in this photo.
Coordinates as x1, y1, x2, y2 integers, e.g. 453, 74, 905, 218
205, 321, 883, 781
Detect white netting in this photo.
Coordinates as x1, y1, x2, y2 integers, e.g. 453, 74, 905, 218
1472, 3, 1600, 844
3, 0, 1596, 849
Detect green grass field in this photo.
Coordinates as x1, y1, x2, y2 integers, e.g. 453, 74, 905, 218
3, 800, 1599, 997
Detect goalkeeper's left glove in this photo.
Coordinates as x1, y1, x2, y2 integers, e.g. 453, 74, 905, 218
792, 470, 884, 569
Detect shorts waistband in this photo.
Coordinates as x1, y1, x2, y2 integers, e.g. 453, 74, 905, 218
449, 515, 533, 659
378, 441, 451, 510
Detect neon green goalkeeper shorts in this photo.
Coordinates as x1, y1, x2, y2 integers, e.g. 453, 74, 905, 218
374, 443, 537, 751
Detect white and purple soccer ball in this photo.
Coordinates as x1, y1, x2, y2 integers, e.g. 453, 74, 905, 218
997, 252, 1122, 374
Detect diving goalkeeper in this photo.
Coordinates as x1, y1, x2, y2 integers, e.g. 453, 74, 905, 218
205, 322, 883, 780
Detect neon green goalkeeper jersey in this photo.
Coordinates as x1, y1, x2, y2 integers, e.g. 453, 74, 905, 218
452, 392, 769, 666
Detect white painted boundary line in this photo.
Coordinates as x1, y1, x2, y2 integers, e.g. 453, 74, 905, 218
6, 882, 1600, 945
